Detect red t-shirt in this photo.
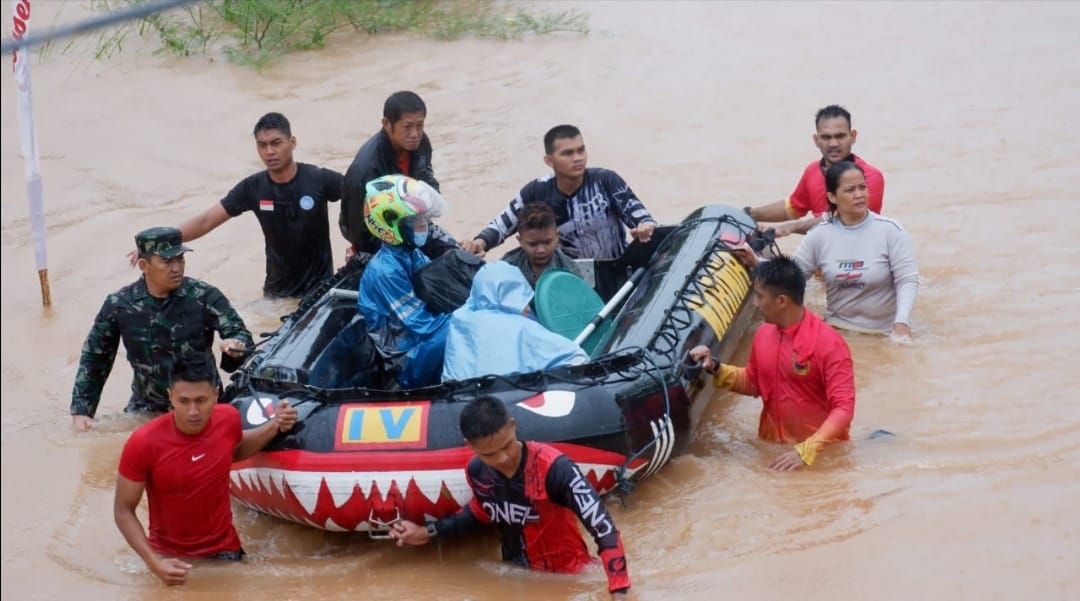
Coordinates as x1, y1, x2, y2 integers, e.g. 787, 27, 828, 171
745, 309, 856, 443
396, 153, 411, 177
118, 404, 243, 557
786, 154, 885, 218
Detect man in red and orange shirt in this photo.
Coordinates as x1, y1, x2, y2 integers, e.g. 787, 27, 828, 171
691, 254, 855, 470
747, 104, 885, 237
113, 353, 298, 585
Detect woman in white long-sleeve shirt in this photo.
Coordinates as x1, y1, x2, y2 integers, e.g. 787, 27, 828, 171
793, 161, 919, 337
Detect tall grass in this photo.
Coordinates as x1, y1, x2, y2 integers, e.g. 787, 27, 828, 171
83, 0, 588, 68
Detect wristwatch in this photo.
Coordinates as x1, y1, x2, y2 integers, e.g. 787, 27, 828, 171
425, 521, 438, 539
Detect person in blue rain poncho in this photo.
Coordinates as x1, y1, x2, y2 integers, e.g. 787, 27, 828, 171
442, 261, 589, 382
358, 175, 451, 388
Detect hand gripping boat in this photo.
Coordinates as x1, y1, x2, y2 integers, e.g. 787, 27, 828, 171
226, 205, 758, 532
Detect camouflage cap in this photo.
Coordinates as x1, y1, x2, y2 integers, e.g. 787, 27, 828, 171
135, 227, 192, 259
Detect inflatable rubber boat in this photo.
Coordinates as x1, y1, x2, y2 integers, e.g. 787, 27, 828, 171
226, 205, 758, 532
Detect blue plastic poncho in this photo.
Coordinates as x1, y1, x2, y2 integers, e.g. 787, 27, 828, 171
442, 261, 589, 381
358, 243, 450, 388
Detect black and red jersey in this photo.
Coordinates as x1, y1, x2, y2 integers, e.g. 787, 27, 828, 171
434, 441, 631, 594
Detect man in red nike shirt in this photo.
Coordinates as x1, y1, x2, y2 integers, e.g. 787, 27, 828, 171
690, 255, 856, 470
389, 396, 631, 599
747, 105, 885, 237
113, 353, 298, 585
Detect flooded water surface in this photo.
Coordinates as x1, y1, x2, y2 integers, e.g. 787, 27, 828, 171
2, 2, 1078, 600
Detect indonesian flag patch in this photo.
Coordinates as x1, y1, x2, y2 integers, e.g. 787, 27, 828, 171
259, 199, 274, 211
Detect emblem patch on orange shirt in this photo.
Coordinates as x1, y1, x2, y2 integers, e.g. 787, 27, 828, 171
792, 352, 810, 376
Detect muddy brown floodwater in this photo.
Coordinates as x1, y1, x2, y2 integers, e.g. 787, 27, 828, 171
2, 2, 1078, 600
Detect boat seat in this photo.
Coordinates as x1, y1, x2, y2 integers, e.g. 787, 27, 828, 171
533, 268, 614, 355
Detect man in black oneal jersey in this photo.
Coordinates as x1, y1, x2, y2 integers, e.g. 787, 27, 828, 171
461, 124, 656, 261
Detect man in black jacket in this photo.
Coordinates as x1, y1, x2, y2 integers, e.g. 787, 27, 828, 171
340, 91, 457, 260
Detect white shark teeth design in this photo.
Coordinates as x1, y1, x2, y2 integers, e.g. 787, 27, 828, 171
257, 471, 276, 494
412, 473, 445, 504
323, 517, 347, 532
231, 468, 482, 525
280, 470, 323, 516
326, 479, 356, 508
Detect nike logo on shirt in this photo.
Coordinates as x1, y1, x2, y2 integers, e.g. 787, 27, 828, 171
191, 453, 206, 462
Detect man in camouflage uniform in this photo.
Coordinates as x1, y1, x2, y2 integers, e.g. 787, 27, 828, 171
71, 227, 252, 431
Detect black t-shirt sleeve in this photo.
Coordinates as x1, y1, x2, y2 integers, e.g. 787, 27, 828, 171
321, 168, 344, 203
220, 176, 256, 217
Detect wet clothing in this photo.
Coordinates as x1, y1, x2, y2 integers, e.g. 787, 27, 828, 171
442, 262, 588, 381
501, 247, 582, 289
713, 308, 855, 465
340, 130, 456, 258
358, 243, 450, 388
71, 277, 252, 418
786, 154, 885, 219
475, 168, 656, 260
117, 404, 243, 558
795, 213, 919, 334
432, 442, 631, 594
220, 163, 343, 298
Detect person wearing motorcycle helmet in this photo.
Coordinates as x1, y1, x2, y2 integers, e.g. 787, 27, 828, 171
358, 175, 453, 388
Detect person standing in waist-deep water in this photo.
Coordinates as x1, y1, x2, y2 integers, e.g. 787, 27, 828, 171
389, 396, 631, 600
745, 104, 886, 237
740, 161, 919, 338
144, 112, 343, 299
500, 201, 583, 288
340, 90, 457, 260
113, 353, 298, 586
72, 227, 252, 431
460, 124, 656, 261
690, 255, 856, 471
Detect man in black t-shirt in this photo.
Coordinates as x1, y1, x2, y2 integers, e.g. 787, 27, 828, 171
460, 124, 656, 261
156, 113, 343, 299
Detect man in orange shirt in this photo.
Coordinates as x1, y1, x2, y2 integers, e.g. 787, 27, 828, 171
690, 254, 855, 470
746, 105, 885, 237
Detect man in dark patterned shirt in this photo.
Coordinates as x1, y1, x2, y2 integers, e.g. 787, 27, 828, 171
461, 124, 657, 261
71, 227, 252, 431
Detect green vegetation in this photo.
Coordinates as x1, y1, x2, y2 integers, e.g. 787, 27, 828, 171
84, 0, 589, 68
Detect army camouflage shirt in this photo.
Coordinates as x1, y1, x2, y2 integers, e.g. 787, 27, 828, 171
70, 276, 252, 417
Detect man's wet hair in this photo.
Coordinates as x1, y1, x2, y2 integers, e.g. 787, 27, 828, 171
753, 255, 806, 306
543, 124, 582, 154
253, 112, 291, 138
824, 161, 865, 214
517, 202, 557, 233
815, 104, 852, 130
460, 396, 511, 442
384, 91, 427, 124
169, 352, 220, 387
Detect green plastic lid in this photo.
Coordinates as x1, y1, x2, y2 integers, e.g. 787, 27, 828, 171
533, 269, 616, 356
